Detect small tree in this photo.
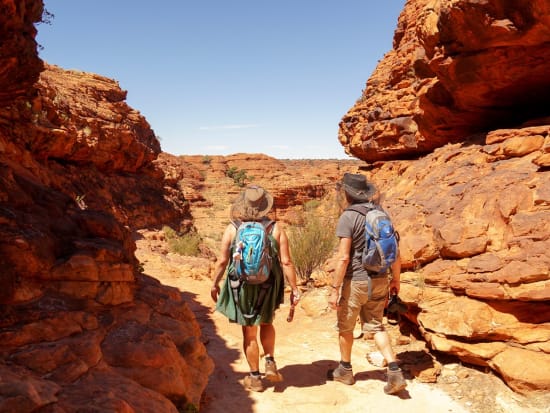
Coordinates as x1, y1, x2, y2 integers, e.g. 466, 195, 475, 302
288, 208, 337, 281
226, 166, 249, 187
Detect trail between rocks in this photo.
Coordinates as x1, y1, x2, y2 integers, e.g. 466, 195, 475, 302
137, 244, 472, 413
194, 283, 470, 413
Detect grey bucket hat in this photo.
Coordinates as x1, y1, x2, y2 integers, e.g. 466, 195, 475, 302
341, 173, 377, 202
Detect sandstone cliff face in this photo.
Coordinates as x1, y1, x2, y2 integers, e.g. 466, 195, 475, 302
168, 153, 362, 253
0, 0, 43, 105
0, 1, 211, 411
339, 0, 550, 162
339, 0, 550, 394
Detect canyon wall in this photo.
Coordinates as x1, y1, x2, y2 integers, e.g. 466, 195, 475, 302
0, 1, 211, 411
339, 0, 550, 163
339, 0, 550, 394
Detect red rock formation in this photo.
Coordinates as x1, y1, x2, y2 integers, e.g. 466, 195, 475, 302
366, 128, 550, 393
338, 0, 550, 394
0, 1, 212, 411
339, 0, 550, 162
175, 153, 362, 254
0, 0, 44, 105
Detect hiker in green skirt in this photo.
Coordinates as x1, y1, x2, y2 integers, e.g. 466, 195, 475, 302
211, 185, 301, 392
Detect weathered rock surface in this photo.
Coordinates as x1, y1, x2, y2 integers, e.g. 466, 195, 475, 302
0, 0, 43, 105
337, 0, 550, 395
175, 153, 362, 249
339, 0, 550, 162
0, 1, 211, 411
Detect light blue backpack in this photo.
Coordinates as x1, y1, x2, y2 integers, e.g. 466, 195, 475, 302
232, 220, 274, 284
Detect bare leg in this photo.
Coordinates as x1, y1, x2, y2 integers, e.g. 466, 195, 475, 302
327, 330, 355, 385
374, 330, 397, 363
259, 323, 276, 357
338, 331, 354, 363
242, 325, 260, 372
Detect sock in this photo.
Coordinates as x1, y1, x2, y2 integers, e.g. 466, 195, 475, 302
250, 371, 261, 377
265, 356, 274, 363
388, 361, 399, 371
340, 361, 352, 369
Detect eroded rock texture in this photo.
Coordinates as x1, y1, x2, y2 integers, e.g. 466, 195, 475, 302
339, 0, 550, 394
0, 1, 212, 411
339, 0, 550, 162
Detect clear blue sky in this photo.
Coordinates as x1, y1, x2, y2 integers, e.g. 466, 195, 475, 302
36, 1, 405, 159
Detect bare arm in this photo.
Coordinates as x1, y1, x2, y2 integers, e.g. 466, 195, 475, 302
389, 252, 401, 295
273, 223, 300, 298
210, 224, 236, 302
328, 237, 351, 309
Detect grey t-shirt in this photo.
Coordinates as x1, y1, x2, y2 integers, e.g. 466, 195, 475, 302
335, 203, 372, 281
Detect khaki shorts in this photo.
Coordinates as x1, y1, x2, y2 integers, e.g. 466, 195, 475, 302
335, 278, 388, 334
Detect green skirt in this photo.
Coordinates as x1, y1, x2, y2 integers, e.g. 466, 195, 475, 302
216, 255, 285, 326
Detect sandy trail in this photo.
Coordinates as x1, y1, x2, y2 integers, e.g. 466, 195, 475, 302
138, 245, 471, 413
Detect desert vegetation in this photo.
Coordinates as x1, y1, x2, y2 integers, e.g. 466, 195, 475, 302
163, 225, 202, 257
288, 199, 339, 281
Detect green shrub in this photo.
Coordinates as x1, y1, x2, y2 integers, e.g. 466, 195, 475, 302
288, 209, 337, 281
226, 166, 249, 187
303, 199, 321, 211
163, 226, 201, 257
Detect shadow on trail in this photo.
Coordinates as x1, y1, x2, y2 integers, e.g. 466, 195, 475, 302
269, 359, 410, 399
178, 288, 257, 413
268, 359, 333, 391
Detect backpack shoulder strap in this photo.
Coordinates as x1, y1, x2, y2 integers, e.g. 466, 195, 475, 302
345, 203, 376, 215
263, 219, 275, 233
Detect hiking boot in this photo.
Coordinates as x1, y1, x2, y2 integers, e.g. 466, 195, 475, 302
327, 363, 355, 385
265, 359, 283, 382
384, 368, 407, 394
243, 374, 264, 392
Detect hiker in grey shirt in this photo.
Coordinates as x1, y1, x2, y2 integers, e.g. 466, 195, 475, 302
327, 173, 407, 395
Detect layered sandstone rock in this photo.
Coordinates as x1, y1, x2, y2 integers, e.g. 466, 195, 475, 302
172, 153, 362, 250
0, 0, 43, 105
338, 0, 550, 394
339, 0, 550, 162
369, 128, 550, 394
0, 1, 212, 410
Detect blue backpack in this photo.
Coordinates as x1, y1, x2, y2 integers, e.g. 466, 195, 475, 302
347, 203, 399, 275
232, 220, 274, 284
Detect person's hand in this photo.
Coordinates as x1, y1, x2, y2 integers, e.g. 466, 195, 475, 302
389, 279, 400, 296
210, 284, 220, 302
291, 289, 301, 306
328, 286, 340, 309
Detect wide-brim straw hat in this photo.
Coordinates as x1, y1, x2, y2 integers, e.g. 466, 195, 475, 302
341, 173, 377, 203
230, 185, 274, 220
